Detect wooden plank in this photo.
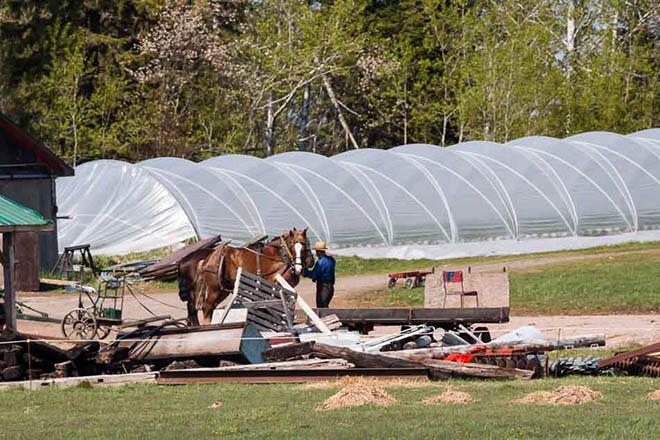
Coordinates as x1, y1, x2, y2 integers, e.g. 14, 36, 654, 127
240, 271, 284, 291
239, 300, 282, 309
123, 325, 244, 361
262, 341, 316, 362
276, 274, 331, 334
140, 234, 224, 278
39, 278, 78, 287
0, 373, 157, 390
216, 267, 241, 325
15, 232, 39, 291
239, 278, 284, 297
597, 341, 660, 367
246, 313, 282, 332
0, 224, 53, 233
314, 307, 509, 325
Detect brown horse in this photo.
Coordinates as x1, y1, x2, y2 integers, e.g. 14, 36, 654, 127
177, 228, 314, 326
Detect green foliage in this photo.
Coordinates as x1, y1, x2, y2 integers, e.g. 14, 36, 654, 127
0, 0, 657, 164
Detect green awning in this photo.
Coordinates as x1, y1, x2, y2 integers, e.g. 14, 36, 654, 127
0, 195, 53, 232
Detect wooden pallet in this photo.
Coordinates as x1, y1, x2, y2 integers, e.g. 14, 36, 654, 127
216, 268, 297, 332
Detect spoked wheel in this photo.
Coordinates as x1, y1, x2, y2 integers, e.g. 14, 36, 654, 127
388, 278, 396, 289
61, 308, 98, 340
405, 278, 415, 289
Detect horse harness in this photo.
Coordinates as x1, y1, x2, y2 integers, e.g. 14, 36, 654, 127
199, 235, 301, 289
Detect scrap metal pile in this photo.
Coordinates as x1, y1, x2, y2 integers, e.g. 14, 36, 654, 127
1, 266, 657, 388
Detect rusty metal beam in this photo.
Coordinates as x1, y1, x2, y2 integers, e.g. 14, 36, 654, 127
597, 341, 660, 367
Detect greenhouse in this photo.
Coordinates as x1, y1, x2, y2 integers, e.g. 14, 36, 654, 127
56, 129, 660, 259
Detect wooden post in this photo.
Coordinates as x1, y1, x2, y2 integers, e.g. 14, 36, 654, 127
3, 232, 17, 332
276, 274, 331, 334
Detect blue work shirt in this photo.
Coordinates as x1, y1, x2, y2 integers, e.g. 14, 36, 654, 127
302, 255, 335, 284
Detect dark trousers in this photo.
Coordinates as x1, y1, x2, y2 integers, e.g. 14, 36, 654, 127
316, 282, 334, 308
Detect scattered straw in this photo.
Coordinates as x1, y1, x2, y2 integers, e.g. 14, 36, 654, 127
316, 377, 397, 411
423, 390, 473, 405
513, 386, 602, 405
300, 376, 438, 390
648, 390, 660, 401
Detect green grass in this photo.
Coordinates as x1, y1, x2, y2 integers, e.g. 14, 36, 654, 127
334, 240, 660, 276
351, 249, 660, 314
354, 286, 426, 307
1, 377, 658, 439
509, 251, 660, 314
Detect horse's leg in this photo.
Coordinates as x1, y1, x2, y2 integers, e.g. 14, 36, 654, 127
187, 299, 200, 327
178, 268, 199, 326
201, 298, 215, 325
201, 282, 219, 325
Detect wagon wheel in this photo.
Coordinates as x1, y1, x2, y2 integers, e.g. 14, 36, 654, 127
61, 308, 98, 340
414, 276, 424, 287
405, 278, 415, 289
388, 278, 397, 289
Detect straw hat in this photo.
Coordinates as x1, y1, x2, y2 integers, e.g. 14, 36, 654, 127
314, 241, 328, 251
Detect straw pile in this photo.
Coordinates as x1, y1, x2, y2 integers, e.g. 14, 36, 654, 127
316, 377, 398, 411
301, 376, 438, 390
647, 389, 660, 401
513, 385, 602, 405
423, 389, 473, 405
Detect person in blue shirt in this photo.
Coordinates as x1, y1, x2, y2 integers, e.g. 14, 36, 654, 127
302, 241, 335, 308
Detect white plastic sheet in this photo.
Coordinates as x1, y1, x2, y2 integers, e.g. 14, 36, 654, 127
56, 129, 660, 257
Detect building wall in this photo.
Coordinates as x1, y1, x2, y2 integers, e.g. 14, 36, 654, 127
0, 177, 59, 270
0, 126, 62, 271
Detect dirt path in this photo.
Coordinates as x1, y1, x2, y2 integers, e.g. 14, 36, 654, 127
13, 247, 659, 345
15, 287, 659, 348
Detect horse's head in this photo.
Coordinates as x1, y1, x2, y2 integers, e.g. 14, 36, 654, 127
286, 228, 314, 274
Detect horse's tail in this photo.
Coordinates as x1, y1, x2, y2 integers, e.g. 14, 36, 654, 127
177, 264, 191, 302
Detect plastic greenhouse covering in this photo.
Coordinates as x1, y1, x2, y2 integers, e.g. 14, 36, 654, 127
56, 129, 660, 258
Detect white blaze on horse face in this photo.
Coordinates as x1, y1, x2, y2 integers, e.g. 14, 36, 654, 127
294, 242, 303, 274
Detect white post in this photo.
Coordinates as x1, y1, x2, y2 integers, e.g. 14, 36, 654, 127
275, 274, 331, 334
217, 267, 242, 325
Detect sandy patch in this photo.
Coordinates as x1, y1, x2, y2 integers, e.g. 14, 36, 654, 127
423, 389, 473, 405
316, 377, 397, 411
513, 385, 602, 405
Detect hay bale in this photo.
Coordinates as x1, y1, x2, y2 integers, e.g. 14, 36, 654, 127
423, 389, 473, 405
316, 377, 397, 411
513, 385, 602, 405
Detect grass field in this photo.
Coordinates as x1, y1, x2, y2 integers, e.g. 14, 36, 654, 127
1, 376, 658, 440
333, 240, 660, 276
349, 247, 660, 314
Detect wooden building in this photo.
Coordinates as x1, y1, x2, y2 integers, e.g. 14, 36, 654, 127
0, 195, 54, 331
0, 113, 73, 289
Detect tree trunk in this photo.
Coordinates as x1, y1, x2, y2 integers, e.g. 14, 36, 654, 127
299, 84, 310, 151
266, 92, 276, 156
320, 70, 359, 150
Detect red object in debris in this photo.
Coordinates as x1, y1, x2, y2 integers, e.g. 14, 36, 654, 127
445, 353, 473, 363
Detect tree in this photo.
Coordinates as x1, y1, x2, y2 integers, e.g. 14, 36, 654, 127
35, 23, 92, 166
